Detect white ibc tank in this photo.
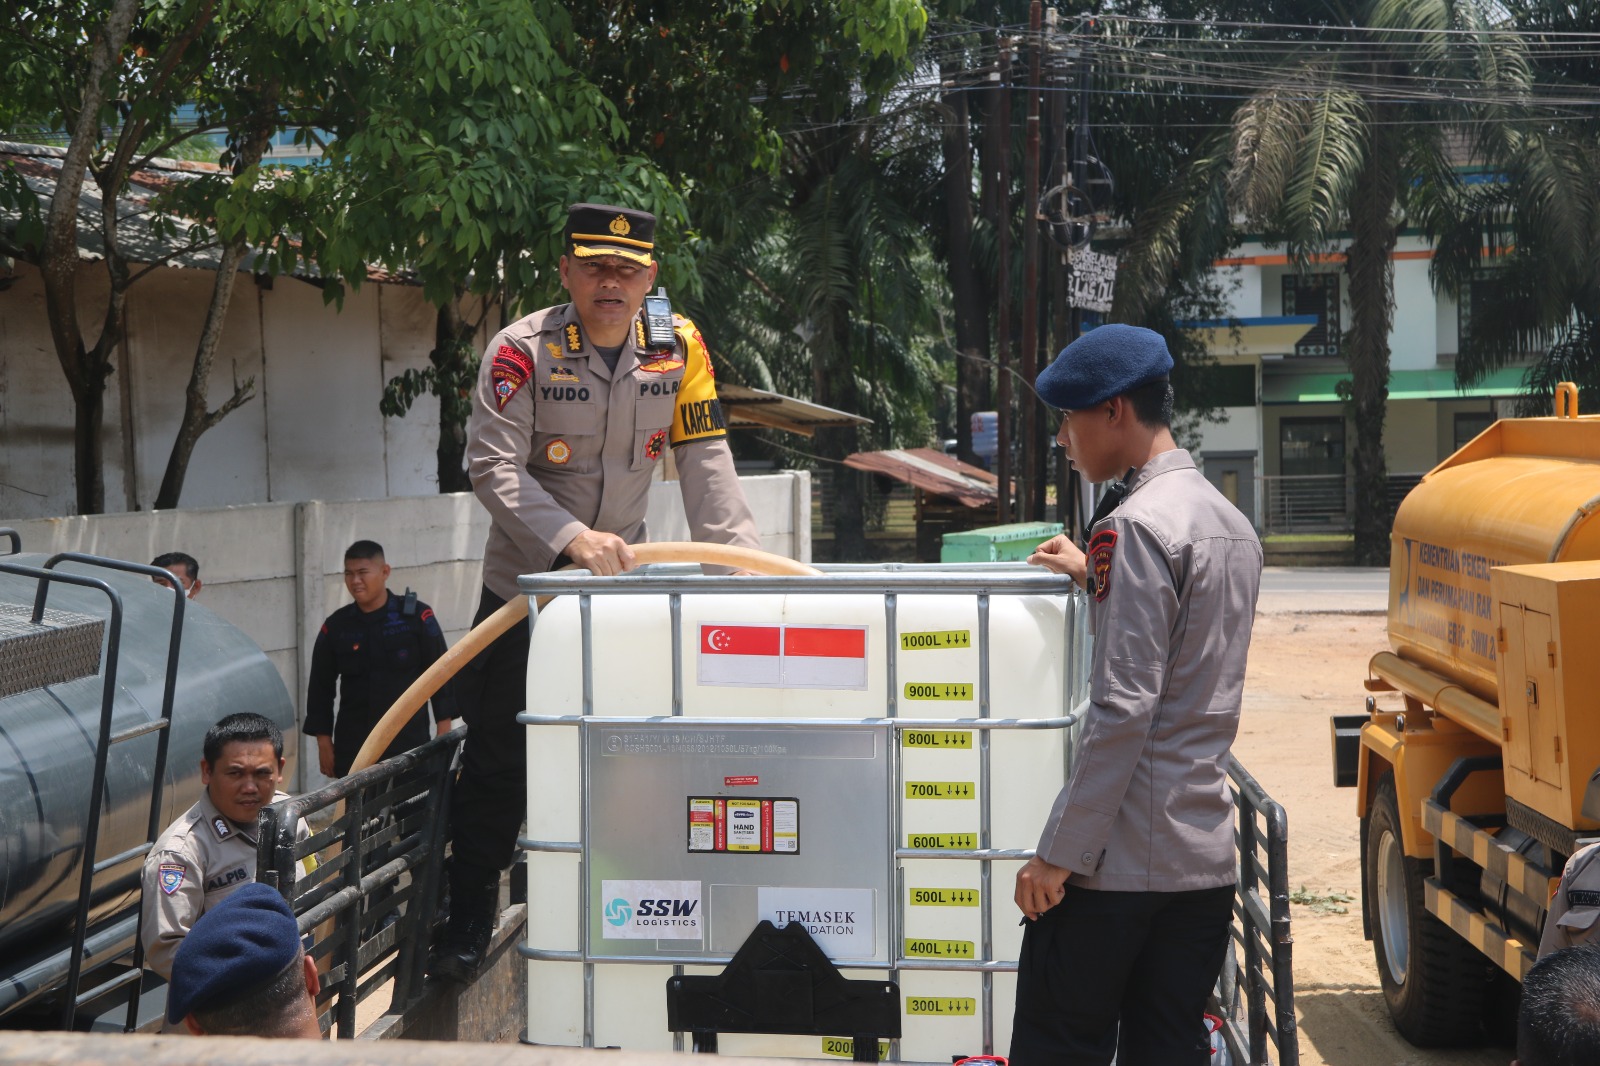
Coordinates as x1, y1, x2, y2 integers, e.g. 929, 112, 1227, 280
523, 566, 1087, 1062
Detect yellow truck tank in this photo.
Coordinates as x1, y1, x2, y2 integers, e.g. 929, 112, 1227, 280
1387, 397, 1600, 702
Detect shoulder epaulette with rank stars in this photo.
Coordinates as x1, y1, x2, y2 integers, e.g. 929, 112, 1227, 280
565, 321, 583, 352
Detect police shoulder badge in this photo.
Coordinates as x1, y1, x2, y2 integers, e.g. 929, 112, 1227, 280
1088, 528, 1118, 603
492, 344, 535, 412
565, 322, 583, 352
158, 862, 186, 895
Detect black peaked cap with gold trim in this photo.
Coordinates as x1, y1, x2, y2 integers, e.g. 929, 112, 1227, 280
566, 203, 656, 265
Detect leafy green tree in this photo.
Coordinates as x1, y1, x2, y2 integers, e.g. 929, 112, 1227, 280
0, 0, 359, 512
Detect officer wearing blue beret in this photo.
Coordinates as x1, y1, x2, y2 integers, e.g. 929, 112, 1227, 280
1012, 325, 1263, 1066
167, 883, 321, 1038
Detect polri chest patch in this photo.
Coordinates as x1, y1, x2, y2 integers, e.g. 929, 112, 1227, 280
492, 344, 535, 411
1088, 529, 1118, 603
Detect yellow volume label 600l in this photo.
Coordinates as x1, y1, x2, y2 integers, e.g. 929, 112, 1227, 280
904, 938, 975, 958
910, 887, 980, 906
907, 832, 977, 849
900, 630, 971, 650
907, 997, 976, 1016
903, 682, 973, 700
906, 781, 974, 799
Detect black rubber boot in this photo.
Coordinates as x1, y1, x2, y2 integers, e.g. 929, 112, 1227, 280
430, 863, 499, 983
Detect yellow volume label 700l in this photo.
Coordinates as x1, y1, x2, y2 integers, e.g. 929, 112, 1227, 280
906, 781, 974, 799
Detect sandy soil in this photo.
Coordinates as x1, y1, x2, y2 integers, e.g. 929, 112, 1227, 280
1236, 610, 1508, 1066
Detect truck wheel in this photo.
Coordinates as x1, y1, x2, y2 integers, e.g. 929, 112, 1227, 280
1365, 772, 1489, 1046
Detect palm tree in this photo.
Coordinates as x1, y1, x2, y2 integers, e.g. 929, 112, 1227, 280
1110, 2, 1534, 564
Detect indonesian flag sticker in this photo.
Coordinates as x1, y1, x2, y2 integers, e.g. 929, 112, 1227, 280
699, 623, 868, 690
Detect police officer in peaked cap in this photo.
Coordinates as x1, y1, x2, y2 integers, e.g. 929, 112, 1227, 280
1011, 324, 1263, 1065
431, 203, 760, 981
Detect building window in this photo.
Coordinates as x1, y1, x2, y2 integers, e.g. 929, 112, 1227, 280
1457, 272, 1501, 354
1453, 410, 1494, 450
1282, 273, 1341, 357
1274, 416, 1347, 524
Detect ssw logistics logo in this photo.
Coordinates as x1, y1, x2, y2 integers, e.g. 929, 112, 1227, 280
600, 879, 703, 940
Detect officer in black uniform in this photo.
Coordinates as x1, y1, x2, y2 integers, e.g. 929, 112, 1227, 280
305, 539, 455, 777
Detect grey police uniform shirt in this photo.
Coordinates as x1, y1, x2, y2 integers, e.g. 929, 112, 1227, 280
1035, 449, 1263, 892
1540, 841, 1600, 957
140, 789, 310, 979
466, 302, 761, 601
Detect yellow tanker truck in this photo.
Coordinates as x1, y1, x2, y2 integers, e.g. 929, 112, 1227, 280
1332, 382, 1600, 1045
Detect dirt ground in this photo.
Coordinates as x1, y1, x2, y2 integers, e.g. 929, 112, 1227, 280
1237, 610, 1509, 1066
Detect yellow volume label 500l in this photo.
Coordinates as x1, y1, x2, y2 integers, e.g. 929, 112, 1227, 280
910, 887, 980, 906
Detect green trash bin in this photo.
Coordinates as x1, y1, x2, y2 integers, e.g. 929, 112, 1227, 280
940, 522, 1064, 563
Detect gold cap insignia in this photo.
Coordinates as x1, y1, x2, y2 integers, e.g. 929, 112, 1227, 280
609, 214, 631, 237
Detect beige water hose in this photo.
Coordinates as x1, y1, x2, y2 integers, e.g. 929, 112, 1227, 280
347, 542, 820, 773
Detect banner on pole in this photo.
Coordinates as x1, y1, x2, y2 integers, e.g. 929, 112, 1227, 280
1068, 247, 1118, 313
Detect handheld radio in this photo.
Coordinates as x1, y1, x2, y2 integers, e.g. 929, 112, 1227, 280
642, 287, 677, 350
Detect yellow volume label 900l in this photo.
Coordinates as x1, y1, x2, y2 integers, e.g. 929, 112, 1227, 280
903, 682, 973, 700
901, 729, 972, 749
900, 630, 971, 650
904, 938, 975, 958
906, 781, 974, 799
907, 997, 976, 1016
910, 887, 980, 906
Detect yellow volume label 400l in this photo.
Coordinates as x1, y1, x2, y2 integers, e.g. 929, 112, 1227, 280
904, 938, 975, 958
907, 997, 976, 1016
900, 630, 971, 650
910, 887, 980, 906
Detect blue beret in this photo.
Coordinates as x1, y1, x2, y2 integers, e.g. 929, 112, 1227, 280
167, 882, 301, 1022
1035, 324, 1174, 410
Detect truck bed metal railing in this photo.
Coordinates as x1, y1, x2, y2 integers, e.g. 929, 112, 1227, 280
515, 563, 1089, 1060
257, 727, 463, 1038
1217, 755, 1298, 1066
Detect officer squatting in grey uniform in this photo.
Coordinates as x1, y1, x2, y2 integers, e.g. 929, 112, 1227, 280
431, 203, 761, 980
141, 713, 311, 981
1539, 840, 1600, 957
1013, 325, 1263, 1066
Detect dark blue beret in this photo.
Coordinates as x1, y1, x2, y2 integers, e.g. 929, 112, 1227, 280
167, 882, 300, 1022
1035, 324, 1174, 410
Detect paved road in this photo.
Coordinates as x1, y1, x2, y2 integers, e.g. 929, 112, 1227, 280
1258, 566, 1389, 614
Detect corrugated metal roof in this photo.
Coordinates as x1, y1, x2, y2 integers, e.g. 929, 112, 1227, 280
718, 383, 871, 436
843, 447, 998, 508
0, 140, 408, 284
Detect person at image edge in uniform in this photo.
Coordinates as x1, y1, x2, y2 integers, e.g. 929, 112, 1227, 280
305, 539, 455, 779
1012, 324, 1263, 1066
141, 713, 312, 981
430, 202, 760, 981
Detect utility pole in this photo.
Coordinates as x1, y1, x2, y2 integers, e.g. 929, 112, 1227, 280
994, 35, 1013, 524
1066, 34, 1094, 540
1045, 10, 1072, 527
1019, 0, 1043, 523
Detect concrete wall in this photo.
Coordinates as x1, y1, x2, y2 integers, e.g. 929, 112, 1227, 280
0, 261, 491, 518
3, 472, 809, 792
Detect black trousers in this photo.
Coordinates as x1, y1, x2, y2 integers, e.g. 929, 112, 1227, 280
448, 586, 531, 875
1009, 883, 1235, 1066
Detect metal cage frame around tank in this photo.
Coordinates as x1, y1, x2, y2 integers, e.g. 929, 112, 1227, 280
514, 562, 1092, 1061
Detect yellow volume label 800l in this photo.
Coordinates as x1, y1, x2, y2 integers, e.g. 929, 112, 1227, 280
901, 729, 972, 749
900, 630, 971, 650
